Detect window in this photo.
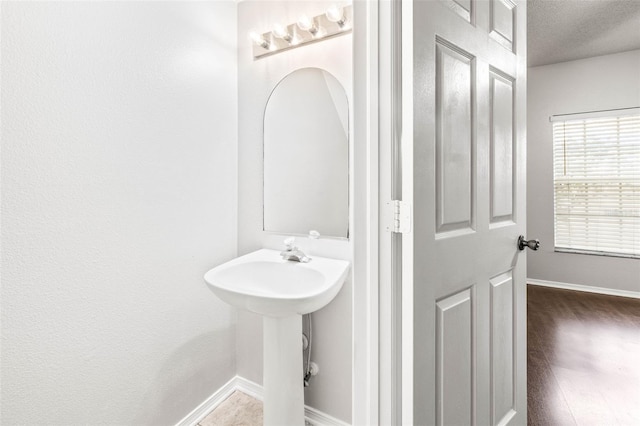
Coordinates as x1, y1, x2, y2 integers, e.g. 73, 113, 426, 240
552, 108, 640, 258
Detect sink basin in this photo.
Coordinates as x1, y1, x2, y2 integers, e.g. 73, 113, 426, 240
204, 248, 350, 425
204, 248, 350, 317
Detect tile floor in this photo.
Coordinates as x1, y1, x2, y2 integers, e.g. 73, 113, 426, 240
200, 391, 316, 426
199, 391, 263, 426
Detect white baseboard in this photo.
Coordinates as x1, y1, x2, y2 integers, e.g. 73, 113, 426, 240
175, 375, 237, 426
527, 278, 640, 299
176, 375, 351, 426
233, 376, 263, 401
303, 404, 351, 426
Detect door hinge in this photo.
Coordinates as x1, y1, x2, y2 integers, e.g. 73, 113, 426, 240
386, 200, 411, 234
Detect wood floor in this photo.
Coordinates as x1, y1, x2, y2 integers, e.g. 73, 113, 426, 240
527, 285, 640, 425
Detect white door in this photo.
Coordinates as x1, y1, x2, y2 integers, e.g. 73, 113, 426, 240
402, 0, 527, 424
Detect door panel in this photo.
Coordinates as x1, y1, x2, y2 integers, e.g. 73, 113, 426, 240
490, 271, 516, 425
435, 39, 475, 234
403, 0, 527, 424
489, 69, 515, 223
436, 288, 474, 426
441, 0, 473, 31
490, 0, 516, 51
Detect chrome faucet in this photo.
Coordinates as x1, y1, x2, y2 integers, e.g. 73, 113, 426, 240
280, 237, 311, 263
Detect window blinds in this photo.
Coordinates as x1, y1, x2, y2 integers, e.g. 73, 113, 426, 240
552, 108, 640, 258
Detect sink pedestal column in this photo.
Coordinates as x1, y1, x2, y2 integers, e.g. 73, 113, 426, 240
263, 315, 305, 426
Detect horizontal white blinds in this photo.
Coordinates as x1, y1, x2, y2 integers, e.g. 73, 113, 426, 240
553, 111, 640, 257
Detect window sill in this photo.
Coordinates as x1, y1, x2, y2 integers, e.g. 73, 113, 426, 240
554, 248, 640, 260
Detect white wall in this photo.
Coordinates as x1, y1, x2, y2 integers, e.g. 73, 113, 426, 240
237, 1, 353, 422
0, 1, 238, 424
527, 50, 640, 293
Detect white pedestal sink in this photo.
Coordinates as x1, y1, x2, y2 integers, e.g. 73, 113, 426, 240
204, 249, 350, 426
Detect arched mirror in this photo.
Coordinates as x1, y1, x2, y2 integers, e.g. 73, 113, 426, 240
263, 68, 349, 238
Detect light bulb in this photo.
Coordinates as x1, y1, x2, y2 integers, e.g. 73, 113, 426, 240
297, 14, 313, 31
326, 5, 346, 27
249, 31, 270, 49
297, 14, 319, 36
272, 23, 289, 39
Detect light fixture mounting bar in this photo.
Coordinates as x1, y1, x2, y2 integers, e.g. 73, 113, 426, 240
252, 5, 352, 59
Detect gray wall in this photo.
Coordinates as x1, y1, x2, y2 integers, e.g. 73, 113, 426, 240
527, 50, 640, 293
237, 1, 353, 422
1, 2, 238, 423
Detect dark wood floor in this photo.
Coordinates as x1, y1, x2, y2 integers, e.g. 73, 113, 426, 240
527, 285, 640, 425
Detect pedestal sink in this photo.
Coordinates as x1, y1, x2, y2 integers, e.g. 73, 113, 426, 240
204, 249, 350, 426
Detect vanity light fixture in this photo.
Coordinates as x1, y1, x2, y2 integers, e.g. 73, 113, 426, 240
250, 4, 352, 58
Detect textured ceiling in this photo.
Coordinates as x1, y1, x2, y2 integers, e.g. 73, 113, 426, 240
528, 0, 640, 67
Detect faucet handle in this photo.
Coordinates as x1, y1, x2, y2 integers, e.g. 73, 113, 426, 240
284, 237, 296, 251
